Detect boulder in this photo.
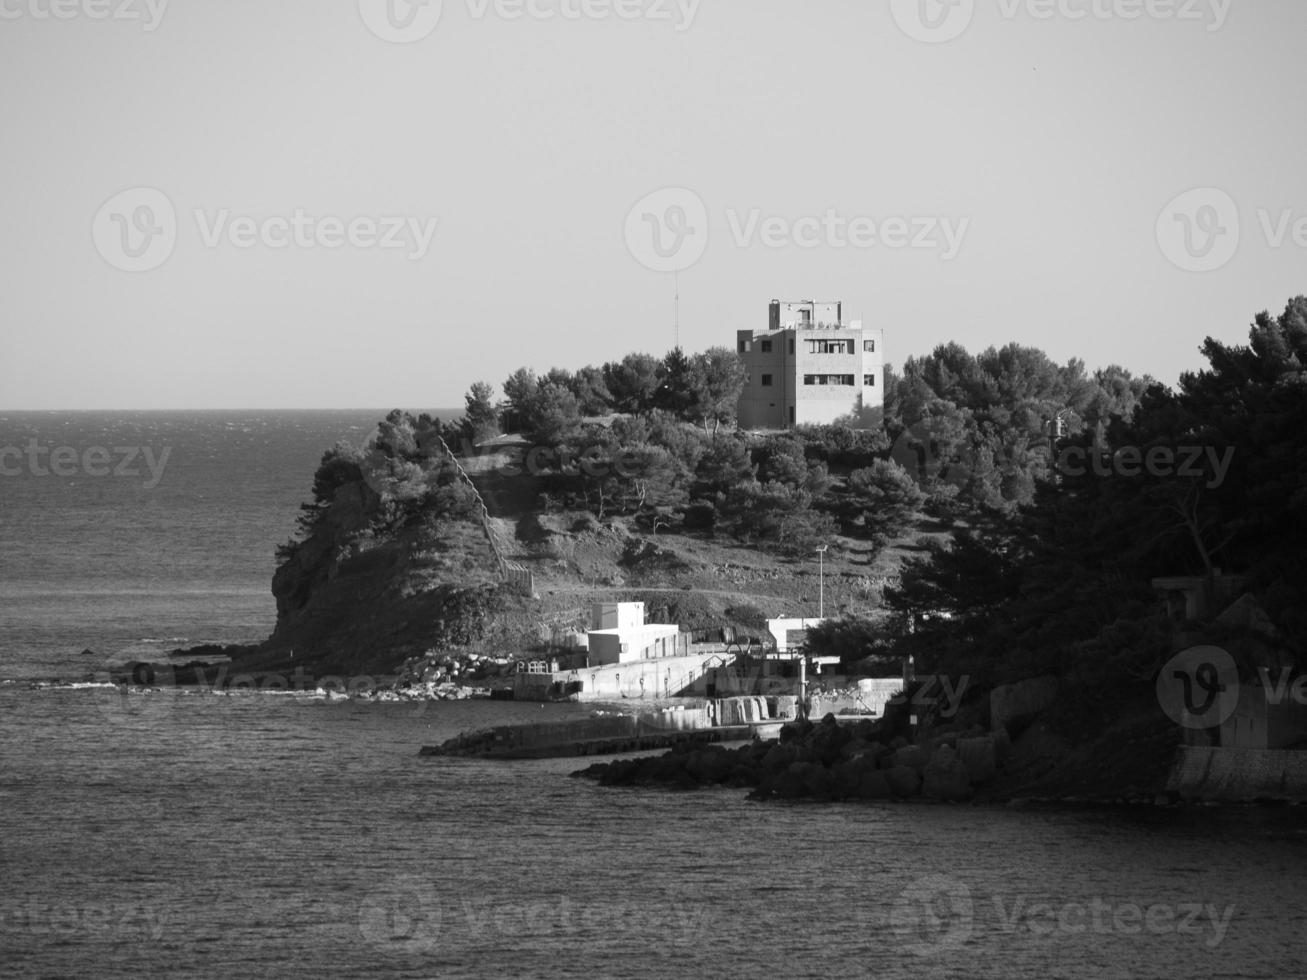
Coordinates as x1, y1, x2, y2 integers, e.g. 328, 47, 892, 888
956, 736, 998, 783
791, 761, 836, 799
841, 763, 893, 799
833, 758, 894, 801
762, 743, 798, 774
841, 739, 889, 765
884, 765, 922, 798
892, 745, 931, 771
923, 746, 972, 801
685, 748, 734, 785
991, 676, 1059, 733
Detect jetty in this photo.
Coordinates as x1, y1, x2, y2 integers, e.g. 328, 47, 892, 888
420, 696, 797, 760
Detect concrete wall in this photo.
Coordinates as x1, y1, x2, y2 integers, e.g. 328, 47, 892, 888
809, 678, 903, 718
592, 602, 644, 631
1166, 746, 1307, 802
587, 624, 682, 666
514, 650, 729, 702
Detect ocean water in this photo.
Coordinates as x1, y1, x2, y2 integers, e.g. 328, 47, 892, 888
1, 412, 1304, 979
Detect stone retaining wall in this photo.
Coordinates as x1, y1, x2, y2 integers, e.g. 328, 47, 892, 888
1166, 746, 1307, 802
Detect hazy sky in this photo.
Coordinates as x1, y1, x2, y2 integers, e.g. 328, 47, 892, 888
1, 0, 1304, 410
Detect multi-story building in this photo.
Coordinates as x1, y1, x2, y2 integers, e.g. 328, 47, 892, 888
736, 300, 885, 430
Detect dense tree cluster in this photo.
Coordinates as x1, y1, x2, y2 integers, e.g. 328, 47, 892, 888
283, 297, 1307, 708
886, 297, 1307, 696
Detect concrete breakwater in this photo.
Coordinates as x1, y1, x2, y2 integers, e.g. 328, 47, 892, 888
422, 697, 799, 760
1167, 746, 1307, 803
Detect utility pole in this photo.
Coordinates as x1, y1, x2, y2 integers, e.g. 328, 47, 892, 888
1045, 409, 1069, 486
815, 544, 828, 618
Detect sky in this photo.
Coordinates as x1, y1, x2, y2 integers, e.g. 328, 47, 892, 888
0, 0, 1304, 410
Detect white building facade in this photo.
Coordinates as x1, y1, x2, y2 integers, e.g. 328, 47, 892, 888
737, 300, 885, 430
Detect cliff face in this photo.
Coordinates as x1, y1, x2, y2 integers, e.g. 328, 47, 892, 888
255, 470, 514, 675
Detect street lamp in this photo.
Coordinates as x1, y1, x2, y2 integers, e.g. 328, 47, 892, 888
814, 544, 828, 619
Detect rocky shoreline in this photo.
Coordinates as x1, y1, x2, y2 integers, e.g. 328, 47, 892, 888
572, 710, 1204, 806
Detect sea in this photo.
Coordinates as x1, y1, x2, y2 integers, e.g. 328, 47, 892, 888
1, 411, 1304, 979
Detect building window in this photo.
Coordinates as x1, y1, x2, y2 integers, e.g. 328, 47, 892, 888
863, 374, 876, 387
788, 339, 795, 354
864, 340, 876, 352
807, 339, 853, 355
761, 374, 773, 387
739, 340, 747, 354
788, 407, 795, 424
760, 340, 773, 353
803, 374, 855, 386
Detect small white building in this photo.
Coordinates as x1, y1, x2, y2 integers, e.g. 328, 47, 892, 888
766, 617, 824, 654
586, 602, 684, 666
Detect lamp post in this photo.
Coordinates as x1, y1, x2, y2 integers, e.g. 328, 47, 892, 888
815, 544, 828, 619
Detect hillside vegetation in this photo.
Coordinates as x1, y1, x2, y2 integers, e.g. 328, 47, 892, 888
229, 299, 1305, 718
